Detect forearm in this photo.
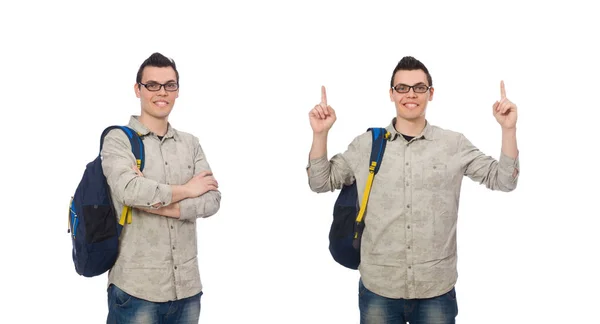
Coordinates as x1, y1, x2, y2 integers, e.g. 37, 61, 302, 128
309, 132, 328, 160
138, 202, 181, 218
178, 190, 221, 221
501, 127, 518, 159
308, 132, 328, 177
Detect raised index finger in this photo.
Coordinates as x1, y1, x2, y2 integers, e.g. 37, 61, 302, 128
500, 80, 506, 99
321, 85, 327, 106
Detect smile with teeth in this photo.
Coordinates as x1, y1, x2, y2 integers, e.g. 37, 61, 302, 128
154, 100, 169, 107
404, 103, 418, 109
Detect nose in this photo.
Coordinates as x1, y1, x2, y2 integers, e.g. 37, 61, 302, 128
406, 87, 418, 98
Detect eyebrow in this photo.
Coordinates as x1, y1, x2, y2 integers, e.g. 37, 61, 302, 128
143, 79, 177, 83
396, 82, 427, 86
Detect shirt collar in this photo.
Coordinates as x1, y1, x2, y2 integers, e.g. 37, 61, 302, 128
127, 115, 177, 140
386, 117, 435, 142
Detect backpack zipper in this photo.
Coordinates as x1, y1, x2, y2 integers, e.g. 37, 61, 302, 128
68, 197, 78, 238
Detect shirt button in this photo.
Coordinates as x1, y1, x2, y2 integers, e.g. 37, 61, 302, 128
146, 202, 150, 205
165, 162, 168, 165
406, 182, 410, 186
408, 246, 411, 249
406, 204, 410, 208
172, 246, 176, 250
408, 266, 412, 269
171, 225, 174, 229
174, 266, 177, 270
405, 162, 409, 166
407, 225, 411, 229
188, 165, 192, 169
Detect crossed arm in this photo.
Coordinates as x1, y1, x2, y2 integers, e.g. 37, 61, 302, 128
101, 130, 221, 221
133, 167, 218, 219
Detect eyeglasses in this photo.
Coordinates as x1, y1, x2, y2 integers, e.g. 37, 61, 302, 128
392, 83, 431, 94
138, 82, 179, 92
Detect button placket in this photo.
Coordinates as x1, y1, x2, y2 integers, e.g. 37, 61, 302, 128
404, 144, 415, 285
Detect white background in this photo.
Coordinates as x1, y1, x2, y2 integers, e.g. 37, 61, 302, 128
2, 0, 599, 323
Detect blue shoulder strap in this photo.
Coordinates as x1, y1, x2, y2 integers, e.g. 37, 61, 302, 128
366, 127, 390, 174
100, 126, 145, 171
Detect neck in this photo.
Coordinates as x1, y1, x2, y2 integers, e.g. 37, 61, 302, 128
139, 114, 168, 136
394, 117, 426, 136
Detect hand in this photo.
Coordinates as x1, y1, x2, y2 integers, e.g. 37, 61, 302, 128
132, 165, 144, 177
492, 81, 518, 130
309, 86, 337, 134
185, 171, 218, 197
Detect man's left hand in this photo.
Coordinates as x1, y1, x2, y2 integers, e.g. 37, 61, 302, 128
493, 80, 518, 130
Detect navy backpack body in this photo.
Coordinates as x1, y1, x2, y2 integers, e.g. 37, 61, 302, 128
68, 126, 145, 277
328, 127, 390, 270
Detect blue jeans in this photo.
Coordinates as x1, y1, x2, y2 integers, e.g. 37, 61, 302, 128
106, 284, 202, 324
358, 279, 458, 324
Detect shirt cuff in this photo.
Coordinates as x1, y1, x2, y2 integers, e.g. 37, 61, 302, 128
498, 151, 520, 181
149, 183, 173, 209
306, 155, 329, 170
178, 198, 196, 221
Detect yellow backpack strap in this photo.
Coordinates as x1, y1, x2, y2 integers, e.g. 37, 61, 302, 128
119, 206, 133, 226
355, 162, 377, 226
353, 128, 390, 238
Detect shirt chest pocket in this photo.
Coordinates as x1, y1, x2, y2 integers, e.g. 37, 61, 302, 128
180, 162, 195, 184
170, 143, 196, 184
416, 162, 448, 190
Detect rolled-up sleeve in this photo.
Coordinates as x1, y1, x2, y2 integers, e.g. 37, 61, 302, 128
101, 129, 173, 208
307, 137, 360, 193
460, 134, 520, 192
178, 137, 221, 221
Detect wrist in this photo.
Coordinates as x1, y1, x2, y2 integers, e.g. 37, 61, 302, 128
313, 131, 329, 140
501, 126, 517, 134
182, 184, 192, 199
172, 184, 191, 201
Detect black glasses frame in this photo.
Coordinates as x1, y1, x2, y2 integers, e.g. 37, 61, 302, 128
391, 83, 431, 94
138, 82, 179, 92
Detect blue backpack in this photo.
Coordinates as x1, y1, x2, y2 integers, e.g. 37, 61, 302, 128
68, 126, 145, 277
328, 127, 390, 270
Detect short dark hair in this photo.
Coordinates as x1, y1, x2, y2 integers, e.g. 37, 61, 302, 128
390, 56, 432, 88
136, 52, 179, 85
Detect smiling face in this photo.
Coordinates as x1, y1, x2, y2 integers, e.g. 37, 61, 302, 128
134, 66, 179, 120
389, 69, 434, 123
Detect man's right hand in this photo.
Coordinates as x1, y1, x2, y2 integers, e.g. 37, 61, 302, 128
185, 171, 218, 198
309, 86, 337, 134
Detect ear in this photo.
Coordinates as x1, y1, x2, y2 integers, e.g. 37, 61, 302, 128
428, 87, 435, 101
389, 88, 394, 102
134, 83, 141, 98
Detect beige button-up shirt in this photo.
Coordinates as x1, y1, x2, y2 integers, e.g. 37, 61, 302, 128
101, 116, 221, 302
307, 118, 519, 299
